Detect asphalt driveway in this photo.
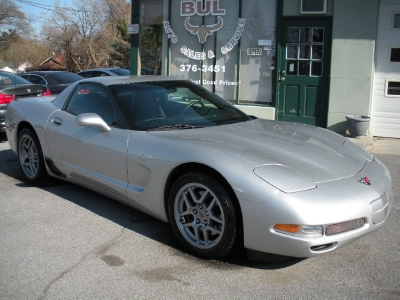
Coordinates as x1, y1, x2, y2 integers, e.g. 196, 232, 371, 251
0, 133, 399, 299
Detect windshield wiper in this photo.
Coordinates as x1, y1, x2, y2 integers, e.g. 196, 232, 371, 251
147, 124, 204, 131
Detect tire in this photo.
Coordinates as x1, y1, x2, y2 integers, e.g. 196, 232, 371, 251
168, 172, 238, 259
17, 128, 49, 184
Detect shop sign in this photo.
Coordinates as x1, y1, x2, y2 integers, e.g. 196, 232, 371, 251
128, 24, 139, 34
247, 48, 262, 56
163, 0, 246, 60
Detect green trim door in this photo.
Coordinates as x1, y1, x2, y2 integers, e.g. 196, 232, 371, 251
277, 19, 331, 127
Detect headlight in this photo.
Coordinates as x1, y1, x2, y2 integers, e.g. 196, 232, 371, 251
273, 224, 323, 238
254, 164, 316, 193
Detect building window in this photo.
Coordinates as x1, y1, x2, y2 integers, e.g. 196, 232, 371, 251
385, 80, 400, 97
393, 13, 400, 28
390, 47, 400, 62
165, 0, 277, 106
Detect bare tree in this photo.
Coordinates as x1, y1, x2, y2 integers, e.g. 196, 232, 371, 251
0, 0, 30, 34
41, 3, 80, 71
69, 0, 108, 68
0, 0, 23, 26
41, 0, 113, 71
102, 0, 131, 34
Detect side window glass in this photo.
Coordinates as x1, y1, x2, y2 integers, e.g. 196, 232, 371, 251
19, 75, 29, 82
30, 75, 46, 85
65, 84, 117, 126
79, 71, 92, 78
95, 71, 110, 77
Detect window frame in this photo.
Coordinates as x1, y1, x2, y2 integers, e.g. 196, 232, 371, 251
385, 79, 400, 98
389, 46, 400, 63
392, 12, 400, 30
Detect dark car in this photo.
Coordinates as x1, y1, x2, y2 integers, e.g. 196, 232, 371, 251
0, 70, 49, 131
77, 67, 154, 78
77, 67, 130, 78
19, 71, 83, 94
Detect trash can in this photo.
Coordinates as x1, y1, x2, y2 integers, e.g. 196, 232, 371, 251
345, 114, 371, 138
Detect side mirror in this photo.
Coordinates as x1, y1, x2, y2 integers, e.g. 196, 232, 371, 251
75, 113, 111, 132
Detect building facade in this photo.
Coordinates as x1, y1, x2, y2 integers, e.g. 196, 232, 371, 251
136, 0, 400, 138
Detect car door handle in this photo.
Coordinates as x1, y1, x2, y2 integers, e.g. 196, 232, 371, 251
52, 117, 63, 126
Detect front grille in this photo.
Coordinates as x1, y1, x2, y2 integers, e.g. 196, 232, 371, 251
325, 218, 365, 236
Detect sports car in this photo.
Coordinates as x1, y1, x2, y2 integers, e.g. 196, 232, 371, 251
5, 76, 392, 261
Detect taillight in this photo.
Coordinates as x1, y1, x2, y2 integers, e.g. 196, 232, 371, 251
41, 88, 51, 96
0, 92, 15, 104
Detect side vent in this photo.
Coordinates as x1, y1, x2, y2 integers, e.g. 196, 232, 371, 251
301, 0, 327, 14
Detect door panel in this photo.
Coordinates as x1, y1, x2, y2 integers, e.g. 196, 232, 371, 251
45, 83, 130, 197
284, 85, 300, 115
45, 110, 129, 198
305, 86, 318, 116
278, 19, 331, 127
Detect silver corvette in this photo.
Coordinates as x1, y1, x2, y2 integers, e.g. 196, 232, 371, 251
5, 76, 392, 261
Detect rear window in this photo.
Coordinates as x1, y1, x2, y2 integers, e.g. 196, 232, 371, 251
109, 68, 130, 76
51, 72, 83, 84
0, 72, 31, 85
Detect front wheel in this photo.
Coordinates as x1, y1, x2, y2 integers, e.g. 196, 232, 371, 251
18, 128, 49, 184
168, 172, 238, 259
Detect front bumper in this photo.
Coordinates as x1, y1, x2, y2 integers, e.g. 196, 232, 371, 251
240, 158, 392, 258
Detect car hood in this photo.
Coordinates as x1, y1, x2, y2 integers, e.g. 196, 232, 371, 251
149, 119, 371, 183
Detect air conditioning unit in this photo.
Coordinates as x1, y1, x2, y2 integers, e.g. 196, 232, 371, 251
301, 0, 327, 14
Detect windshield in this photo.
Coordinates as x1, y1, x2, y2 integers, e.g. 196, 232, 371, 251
110, 68, 130, 76
108, 80, 251, 131
51, 72, 83, 84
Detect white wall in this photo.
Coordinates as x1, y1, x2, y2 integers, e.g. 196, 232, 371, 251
371, 0, 400, 138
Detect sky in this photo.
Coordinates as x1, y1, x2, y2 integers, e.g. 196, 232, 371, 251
14, 0, 74, 32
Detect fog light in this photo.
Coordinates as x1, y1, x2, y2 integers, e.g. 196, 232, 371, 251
273, 224, 323, 238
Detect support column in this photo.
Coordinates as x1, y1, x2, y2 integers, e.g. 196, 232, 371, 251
130, 0, 140, 75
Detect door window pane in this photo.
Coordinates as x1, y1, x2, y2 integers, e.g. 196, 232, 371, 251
312, 28, 324, 42
287, 28, 299, 42
299, 61, 310, 76
287, 44, 298, 59
299, 44, 310, 59
312, 45, 323, 60
286, 61, 297, 75
311, 62, 323, 76
300, 28, 311, 42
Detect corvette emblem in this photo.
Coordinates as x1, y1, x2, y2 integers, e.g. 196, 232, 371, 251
359, 177, 371, 186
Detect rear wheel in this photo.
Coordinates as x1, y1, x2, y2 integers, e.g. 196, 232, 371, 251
18, 129, 49, 184
168, 172, 238, 259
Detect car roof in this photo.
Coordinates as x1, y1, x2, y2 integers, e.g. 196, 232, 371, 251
78, 68, 128, 72
22, 71, 70, 74
78, 75, 185, 86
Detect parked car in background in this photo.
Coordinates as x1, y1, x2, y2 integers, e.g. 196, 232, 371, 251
19, 71, 83, 94
77, 67, 154, 78
0, 70, 50, 131
77, 67, 130, 78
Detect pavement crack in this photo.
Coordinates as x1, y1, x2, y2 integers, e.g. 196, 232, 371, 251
38, 224, 132, 300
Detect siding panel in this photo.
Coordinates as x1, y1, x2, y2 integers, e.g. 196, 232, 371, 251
371, 0, 400, 138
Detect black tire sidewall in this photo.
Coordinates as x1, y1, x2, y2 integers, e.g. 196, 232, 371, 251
168, 172, 237, 259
